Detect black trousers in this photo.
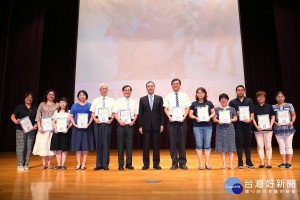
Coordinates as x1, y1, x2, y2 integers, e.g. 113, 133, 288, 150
234, 124, 253, 165
143, 127, 160, 167
116, 124, 134, 166
168, 121, 187, 165
94, 123, 112, 168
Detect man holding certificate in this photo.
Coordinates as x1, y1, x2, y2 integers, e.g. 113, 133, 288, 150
139, 81, 165, 170
252, 91, 275, 169
164, 78, 191, 170
229, 85, 255, 169
113, 85, 138, 171
91, 83, 115, 171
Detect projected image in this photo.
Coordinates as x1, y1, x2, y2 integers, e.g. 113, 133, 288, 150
76, 0, 244, 103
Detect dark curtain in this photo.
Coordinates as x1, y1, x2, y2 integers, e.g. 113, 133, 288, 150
0, 0, 79, 151
0, 0, 45, 151
0, 0, 299, 151
272, 0, 300, 149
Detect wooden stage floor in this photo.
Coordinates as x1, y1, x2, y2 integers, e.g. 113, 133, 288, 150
0, 149, 299, 200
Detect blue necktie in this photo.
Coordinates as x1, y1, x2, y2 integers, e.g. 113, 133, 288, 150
150, 95, 153, 111
175, 93, 179, 107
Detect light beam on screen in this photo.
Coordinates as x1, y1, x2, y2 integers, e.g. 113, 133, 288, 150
75, 0, 245, 105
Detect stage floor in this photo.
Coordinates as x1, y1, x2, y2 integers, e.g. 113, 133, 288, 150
0, 149, 299, 200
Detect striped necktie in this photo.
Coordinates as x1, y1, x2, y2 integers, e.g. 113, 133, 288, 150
175, 92, 179, 107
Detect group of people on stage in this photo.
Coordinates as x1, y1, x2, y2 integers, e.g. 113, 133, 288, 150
11, 79, 296, 171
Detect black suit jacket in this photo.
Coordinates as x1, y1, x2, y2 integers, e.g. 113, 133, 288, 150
139, 95, 165, 131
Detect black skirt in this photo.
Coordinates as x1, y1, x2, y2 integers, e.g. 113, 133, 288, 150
50, 129, 71, 151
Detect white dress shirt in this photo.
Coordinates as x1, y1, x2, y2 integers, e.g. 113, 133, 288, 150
112, 97, 139, 119
90, 95, 115, 117
163, 91, 191, 115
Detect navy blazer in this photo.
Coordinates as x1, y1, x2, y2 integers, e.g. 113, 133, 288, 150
138, 95, 165, 131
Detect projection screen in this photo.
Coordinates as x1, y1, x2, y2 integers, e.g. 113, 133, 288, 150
75, 0, 245, 105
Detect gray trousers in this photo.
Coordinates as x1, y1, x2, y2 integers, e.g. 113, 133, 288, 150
116, 124, 134, 166
16, 129, 35, 166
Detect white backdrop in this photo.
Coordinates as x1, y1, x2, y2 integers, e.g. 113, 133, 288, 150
75, 0, 245, 105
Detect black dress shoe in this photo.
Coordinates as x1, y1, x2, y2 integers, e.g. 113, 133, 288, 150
126, 165, 134, 170
94, 166, 101, 171
103, 167, 109, 171
179, 164, 188, 170
118, 166, 124, 171
170, 164, 178, 170
153, 165, 162, 170
142, 165, 149, 170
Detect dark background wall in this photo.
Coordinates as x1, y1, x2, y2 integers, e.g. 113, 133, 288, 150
0, 0, 299, 151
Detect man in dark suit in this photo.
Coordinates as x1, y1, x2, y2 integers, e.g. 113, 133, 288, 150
139, 81, 165, 170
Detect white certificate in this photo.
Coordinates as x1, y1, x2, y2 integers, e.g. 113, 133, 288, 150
56, 117, 67, 132
20, 116, 33, 133
98, 108, 109, 123
239, 106, 250, 121
277, 110, 290, 125
172, 107, 184, 121
77, 113, 88, 128
257, 114, 271, 130
41, 117, 52, 132
219, 110, 231, 123
197, 106, 209, 122
120, 109, 131, 124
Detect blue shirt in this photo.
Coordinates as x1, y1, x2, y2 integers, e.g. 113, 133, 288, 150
70, 103, 91, 123
190, 101, 214, 127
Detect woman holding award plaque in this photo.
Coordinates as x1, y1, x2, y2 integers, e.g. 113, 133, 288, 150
272, 91, 296, 169
51, 97, 72, 170
252, 91, 275, 169
189, 87, 215, 170
32, 89, 59, 169
70, 90, 94, 170
213, 93, 237, 170
11, 92, 38, 171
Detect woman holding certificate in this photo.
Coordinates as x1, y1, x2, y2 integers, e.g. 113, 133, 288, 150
51, 97, 72, 170
70, 90, 94, 170
252, 91, 275, 169
272, 91, 296, 169
189, 87, 215, 170
11, 92, 38, 170
213, 93, 237, 170
32, 89, 59, 169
